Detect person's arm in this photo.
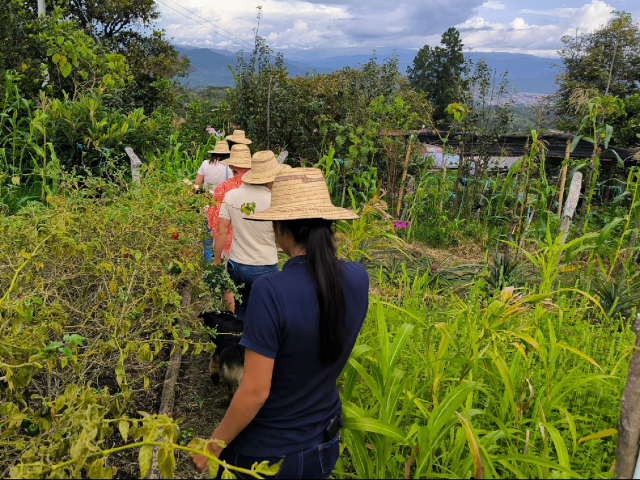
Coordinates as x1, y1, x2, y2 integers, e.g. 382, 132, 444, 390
194, 173, 205, 192
213, 218, 230, 265
191, 349, 274, 471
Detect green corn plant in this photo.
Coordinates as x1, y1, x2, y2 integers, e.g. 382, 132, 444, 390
339, 302, 414, 479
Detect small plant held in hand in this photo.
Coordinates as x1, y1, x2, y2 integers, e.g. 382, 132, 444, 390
201, 264, 242, 313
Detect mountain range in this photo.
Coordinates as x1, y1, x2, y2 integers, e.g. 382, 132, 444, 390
175, 45, 560, 95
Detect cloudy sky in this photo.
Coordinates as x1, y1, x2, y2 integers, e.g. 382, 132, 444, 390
155, 0, 640, 58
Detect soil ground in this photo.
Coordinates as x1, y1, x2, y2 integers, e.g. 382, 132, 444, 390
173, 338, 229, 479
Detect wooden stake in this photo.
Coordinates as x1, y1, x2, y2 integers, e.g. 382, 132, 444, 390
147, 284, 192, 479
557, 139, 571, 216
396, 140, 413, 217
613, 313, 640, 479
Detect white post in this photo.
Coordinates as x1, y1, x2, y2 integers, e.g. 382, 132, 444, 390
37, 0, 45, 16
125, 147, 143, 187
559, 172, 582, 243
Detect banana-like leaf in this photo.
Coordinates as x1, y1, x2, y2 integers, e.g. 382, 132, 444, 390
341, 428, 373, 478
543, 422, 571, 479
496, 454, 582, 478
578, 428, 617, 444
342, 416, 406, 440
548, 342, 603, 372
428, 381, 478, 435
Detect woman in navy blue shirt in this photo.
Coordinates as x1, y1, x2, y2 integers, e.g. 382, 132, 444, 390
192, 168, 369, 479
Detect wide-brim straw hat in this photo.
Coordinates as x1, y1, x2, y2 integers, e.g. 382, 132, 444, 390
242, 151, 289, 185
207, 141, 230, 155
226, 130, 252, 145
248, 168, 359, 221
221, 144, 252, 169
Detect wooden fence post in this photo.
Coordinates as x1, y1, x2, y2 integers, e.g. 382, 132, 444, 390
147, 284, 192, 479
557, 139, 571, 216
396, 140, 413, 217
613, 313, 640, 479
125, 147, 142, 187
559, 171, 582, 243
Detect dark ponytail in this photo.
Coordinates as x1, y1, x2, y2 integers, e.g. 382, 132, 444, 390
209, 153, 230, 165
275, 219, 345, 364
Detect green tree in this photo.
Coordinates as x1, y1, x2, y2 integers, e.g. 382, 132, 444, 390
555, 12, 640, 131
45, 0, 190, 112
407, 27, 465, 123
1, 1, 129, 101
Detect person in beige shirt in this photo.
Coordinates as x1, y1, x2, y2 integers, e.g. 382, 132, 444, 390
213, 151, 289, 320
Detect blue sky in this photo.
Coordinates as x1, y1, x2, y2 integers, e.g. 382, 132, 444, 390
156, 0, 640, 58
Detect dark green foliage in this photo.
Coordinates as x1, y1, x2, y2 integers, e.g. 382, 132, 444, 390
483, 247, 536, 291
592, 271, 640, 319
407, 28, 465, 123
555, 12, 640, 133
227, 37, 406, 160
0, 1, 43, 100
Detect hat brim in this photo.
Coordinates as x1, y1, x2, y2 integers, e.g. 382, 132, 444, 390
247, 205, 359, 221
242, 165, 288, 184
221, 158, 251, 168
226, 136, 252, 145
207, 151, 230, 155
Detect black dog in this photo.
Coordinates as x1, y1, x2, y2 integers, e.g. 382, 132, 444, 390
200, 311, 245, 401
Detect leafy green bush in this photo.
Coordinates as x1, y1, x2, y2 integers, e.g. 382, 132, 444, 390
0, 169, 264, 478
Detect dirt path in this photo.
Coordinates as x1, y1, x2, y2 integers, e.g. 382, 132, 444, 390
172, 339, 229, 479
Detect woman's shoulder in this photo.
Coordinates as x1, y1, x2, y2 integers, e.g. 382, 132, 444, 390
340, 261, 369, 285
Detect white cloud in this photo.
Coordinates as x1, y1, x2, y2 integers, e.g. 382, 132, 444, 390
457, 0, 615, 56
482, 1, 506, 10
157, 0, 619, 58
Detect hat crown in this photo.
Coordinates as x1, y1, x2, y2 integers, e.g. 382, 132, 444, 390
221, 143, 252, 168
248, 168, 359, 221
242, 150, 284, 184
270, 168, 332, 206
226, 129, 252, 144
212, 141, 229, 154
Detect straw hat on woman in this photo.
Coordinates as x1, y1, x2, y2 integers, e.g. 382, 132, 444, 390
226, 129, 252, 146
192, 167, 368, 479
206, 144, 252, 260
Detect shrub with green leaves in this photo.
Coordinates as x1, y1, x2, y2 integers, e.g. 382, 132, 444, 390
0, 169, 267, 478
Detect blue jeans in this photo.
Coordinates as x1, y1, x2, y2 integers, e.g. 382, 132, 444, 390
204, 220, 213, 264
218, 434, 340, 479
227, 261, 278, 320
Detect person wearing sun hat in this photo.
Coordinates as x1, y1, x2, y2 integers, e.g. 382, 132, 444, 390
192, 167, 369, 478
194, 141, 231, 195
225, 129, 252, 147
212, 150, 290, 320
206, 144, 252, 265
193, 141, 232, 263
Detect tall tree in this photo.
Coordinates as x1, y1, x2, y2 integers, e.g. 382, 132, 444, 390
407, 28, 465, 122
555, 12, 640, 131
39, 0, 190, 112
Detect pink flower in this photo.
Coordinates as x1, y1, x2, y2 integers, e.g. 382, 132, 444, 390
392, 220, 411, 230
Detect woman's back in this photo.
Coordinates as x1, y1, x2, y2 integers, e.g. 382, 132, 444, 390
197, 160, 230, 194
235, 256, 369, 456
